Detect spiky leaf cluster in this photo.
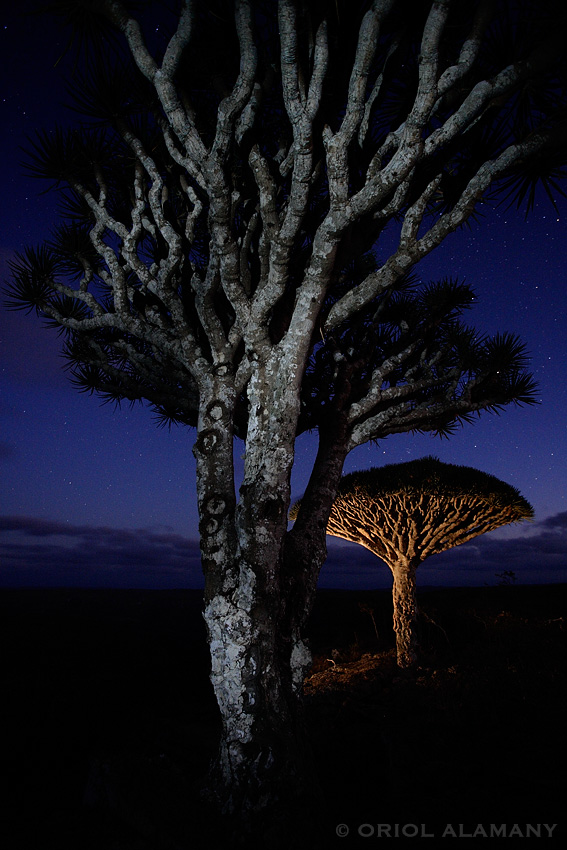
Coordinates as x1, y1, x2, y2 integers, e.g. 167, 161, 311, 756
332, 456, 534, 513
300, 274, 538, 438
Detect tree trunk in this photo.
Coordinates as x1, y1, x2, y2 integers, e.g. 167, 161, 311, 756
202, 588, 323, 847
390, 560, 419, 669
194, 366, 325, 846
283, 418, 350, 662
199, 514, 325, 847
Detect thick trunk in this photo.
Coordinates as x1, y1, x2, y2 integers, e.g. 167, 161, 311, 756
200, 527, 324, 845
194, 362, 325, 846
192, 378, 239, 602
389, 560, 420, 669
202, 589, 323, 847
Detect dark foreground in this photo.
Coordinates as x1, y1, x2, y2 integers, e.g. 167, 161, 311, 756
1, 584, 565, 847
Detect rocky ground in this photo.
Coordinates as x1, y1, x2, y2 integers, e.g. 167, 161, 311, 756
1, 584, 565, 847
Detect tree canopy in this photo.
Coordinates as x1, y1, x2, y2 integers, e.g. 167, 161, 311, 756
324, 455, 534, 557
306, 455, 534, 666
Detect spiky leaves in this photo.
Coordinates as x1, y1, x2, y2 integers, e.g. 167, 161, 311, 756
4, 225, 202, 429
290, 456, 533, 524
5, 247, 61, 316
299, 274, 538, 446
329, 456, 533, 515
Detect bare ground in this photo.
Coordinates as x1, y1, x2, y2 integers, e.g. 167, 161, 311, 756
1, 584, 565, 847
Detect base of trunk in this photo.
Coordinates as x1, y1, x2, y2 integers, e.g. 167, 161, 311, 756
202, 592, 325, 848
200, 727, 326, 849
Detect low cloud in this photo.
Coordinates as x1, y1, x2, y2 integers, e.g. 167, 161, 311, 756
540, 511, 567, 530
1, 512, 566, 589
0, 516, 203, 588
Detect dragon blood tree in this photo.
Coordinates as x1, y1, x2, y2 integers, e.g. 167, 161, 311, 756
5, 0, 564, 840
302, 457, 534, 668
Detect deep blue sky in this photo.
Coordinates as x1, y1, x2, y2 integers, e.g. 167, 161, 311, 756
1, 4, 566, 589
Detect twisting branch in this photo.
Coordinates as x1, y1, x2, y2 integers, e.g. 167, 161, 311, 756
404, 0, 449, 132
103, 0, 207, 168
212, 0, 257, 160
324, 0, 394, 207
325, 123, 555, 333
435, 0, 495, 99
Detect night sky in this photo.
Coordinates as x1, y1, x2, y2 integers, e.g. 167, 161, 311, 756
1, 5, 566, 590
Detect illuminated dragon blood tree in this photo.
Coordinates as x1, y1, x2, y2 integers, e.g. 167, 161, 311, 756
313, 457, 534, 668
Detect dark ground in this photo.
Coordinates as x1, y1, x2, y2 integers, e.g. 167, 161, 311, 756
1, 583, 565, 847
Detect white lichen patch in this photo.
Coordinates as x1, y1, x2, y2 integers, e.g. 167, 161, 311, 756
204, 593, 257, 753
290, 639, 312, 690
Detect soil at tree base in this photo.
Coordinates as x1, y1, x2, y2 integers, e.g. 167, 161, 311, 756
1, 584, 565, 848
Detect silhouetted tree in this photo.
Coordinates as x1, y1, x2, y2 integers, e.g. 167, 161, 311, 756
318, 457, 534, 667
5, 0, 565, 841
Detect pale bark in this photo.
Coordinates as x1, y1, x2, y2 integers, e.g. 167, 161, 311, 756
390, 561, 419, 669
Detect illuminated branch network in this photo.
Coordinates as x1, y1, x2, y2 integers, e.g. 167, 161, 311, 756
294, 457, 533, 667
326, 457, 534, 561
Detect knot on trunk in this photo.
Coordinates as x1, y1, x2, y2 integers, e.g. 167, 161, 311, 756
206, 399, 229, 422
238, 486, 287, 526
193, 427, 222, 456
200, 494, 231, 536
